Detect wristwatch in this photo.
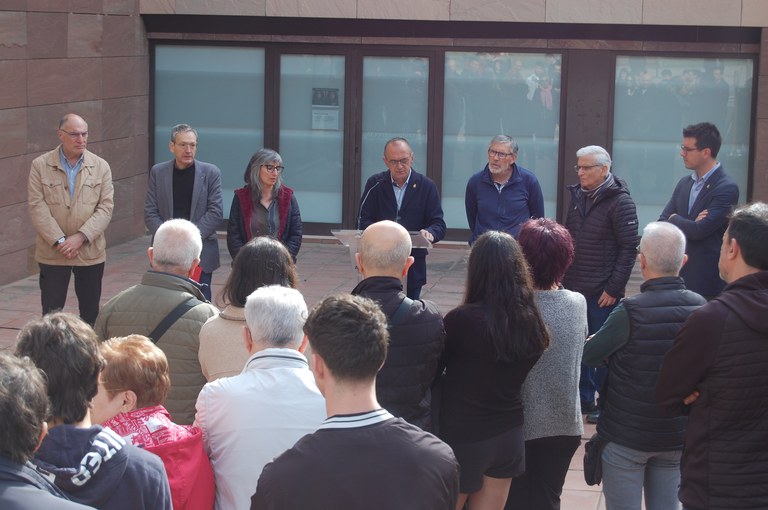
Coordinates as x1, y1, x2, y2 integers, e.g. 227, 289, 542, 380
53, 236, 66, 247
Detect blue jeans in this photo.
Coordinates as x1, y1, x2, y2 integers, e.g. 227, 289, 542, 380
601, 441, 682, 510
579, 292, 616, 404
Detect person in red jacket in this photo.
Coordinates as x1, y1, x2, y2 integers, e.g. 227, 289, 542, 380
91, 334, 215, 510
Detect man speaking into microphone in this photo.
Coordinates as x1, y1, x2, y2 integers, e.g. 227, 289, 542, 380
359, 137, 446, 300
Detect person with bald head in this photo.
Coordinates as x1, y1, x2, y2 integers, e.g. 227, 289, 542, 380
351, 220, 445, 432
28, 113, 114, 326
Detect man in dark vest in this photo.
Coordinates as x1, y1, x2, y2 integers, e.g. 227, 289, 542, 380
584, 221, 705, 509
658, 202, 768, 510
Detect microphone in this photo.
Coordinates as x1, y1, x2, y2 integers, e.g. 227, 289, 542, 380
357, 178, 383, 231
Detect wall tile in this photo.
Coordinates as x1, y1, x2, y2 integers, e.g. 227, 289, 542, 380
0, 11, 28, 60
761, 30, 768, 75
28, 12, 67, 59
102, 97, 137, 140
94, 136, 137, 181
0, 154, 34, 209
103, 14, 137, 56
0, 0, 28, 11
266, 0, 356, 18
176, 0, 265, 16
0, 108, 27, 159
742, 0, 768, 26
551, 39, 643, 51
27, 58, 102, 105
104, 0, 138, 15
133, 96, 149, 136
0, 248, 38, 286
27, 0, 72, 12
460, 38, 547, 48
139, 0, 176, 15
68, 13, 104, 58
642, 0, 741, 26
642, 41, 741, 53
26, 104, 63, 154
450, 0, 545, 22
102, 56, 148, 99
0, 60, 27, 109
357, 0, 449, 20
757, 80, 768, 120
111, 178, 133, 221
71, 0, 103, 14
546, 0, 642, 24
753, 159, 768, 201
0, 202, 36, 256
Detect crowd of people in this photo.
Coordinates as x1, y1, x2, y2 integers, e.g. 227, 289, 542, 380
3, 113, 766, 510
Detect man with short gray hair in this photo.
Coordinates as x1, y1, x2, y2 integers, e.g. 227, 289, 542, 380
144, 123, 223, 300
563, 145, 638, 422
351, 220, 445, 431
195, 285, 325, 510
465, 134, 544, 244
583, 222, 705, 509
94, 219, 217, 425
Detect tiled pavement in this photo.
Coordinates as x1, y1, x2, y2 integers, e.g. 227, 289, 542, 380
0, 234, 643, 510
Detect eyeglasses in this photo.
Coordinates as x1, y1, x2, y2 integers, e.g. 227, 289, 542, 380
387, 158, 411, 167
488, 149, 513, 159
174, 142, 197, 150
60, 130, 88, 139
573, 164, 602, 172
680, 145, 701, 154
262, 164, 284, 174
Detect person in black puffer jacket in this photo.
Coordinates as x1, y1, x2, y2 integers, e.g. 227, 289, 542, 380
563, 145, 639, 420
351, 220, 445, 433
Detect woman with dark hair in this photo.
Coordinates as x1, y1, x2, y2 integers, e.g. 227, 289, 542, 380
198, 237, 298, 381
226, 148, 302, 261
505, 218, 588, 510
439, 231, 550, 510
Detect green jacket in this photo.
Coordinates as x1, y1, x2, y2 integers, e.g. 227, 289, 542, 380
95, 271, 218, 424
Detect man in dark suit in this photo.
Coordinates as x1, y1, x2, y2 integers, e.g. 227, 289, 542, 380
660, 122, 739, 299
144, 124, 223, 300
359, 137, 446, 300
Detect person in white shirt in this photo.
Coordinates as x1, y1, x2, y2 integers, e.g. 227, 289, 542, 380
194, 285, 326, 510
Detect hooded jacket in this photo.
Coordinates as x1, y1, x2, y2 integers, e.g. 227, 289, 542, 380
657, 271, 768, 510
31, 425, 172, 510
0, 455, 95, 509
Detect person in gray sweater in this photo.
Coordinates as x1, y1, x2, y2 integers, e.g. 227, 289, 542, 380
506, 218, 587, 510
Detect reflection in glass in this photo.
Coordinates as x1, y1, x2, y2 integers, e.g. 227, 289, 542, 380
154, 46, 265, 206
442, 52, 561, 229
280, 55, 345, 223
361, 57, 429, 192
613, 56, 752, 230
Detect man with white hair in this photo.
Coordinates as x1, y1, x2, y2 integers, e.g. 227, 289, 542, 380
195, 285, 325, 510
351, 220, 445, 431
563, 145, 638, 423
94, 219, 217, 424
583, 222, 705, 509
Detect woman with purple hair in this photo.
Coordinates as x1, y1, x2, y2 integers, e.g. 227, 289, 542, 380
505, 218, 588, 510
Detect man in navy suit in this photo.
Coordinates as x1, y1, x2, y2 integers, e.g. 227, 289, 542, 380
660, 122, 739, 299
144, 124, 223, 300
359, 137, 446, 300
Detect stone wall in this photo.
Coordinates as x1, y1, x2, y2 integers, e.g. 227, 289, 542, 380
0, 1, 148, 285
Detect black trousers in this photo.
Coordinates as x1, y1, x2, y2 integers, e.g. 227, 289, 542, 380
39, 262, 105, 326
505, 435, 582, 510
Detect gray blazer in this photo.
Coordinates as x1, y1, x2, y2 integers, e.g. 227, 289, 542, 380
144, 159, 223, 273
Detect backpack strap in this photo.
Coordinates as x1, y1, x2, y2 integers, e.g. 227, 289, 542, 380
148, 297, 199, 343
388, 297, 414, 329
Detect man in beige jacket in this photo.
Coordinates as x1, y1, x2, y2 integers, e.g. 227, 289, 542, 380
28, 113, 114, 326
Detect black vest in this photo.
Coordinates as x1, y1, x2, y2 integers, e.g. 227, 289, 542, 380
598, 276, 706, 451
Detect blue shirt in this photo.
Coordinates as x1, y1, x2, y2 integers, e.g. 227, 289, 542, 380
688, 163, 720, 214
391, 169, 412, 212
59, 147, 84, 200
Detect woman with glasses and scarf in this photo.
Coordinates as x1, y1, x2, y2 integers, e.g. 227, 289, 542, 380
227, 148, 303, 261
